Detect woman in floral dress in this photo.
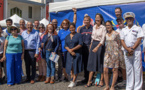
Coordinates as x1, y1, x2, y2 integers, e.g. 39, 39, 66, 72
103, 21, 121, 90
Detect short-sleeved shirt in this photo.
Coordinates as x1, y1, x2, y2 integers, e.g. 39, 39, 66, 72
58, 29, 71, 52
6, 35, 23, 53
120, 25, 144, 51
65, 33, 83, 49
33, 28, 39, 33
1, 31, 8, 38
79, 25, 93, 46
142, 24, 145, 49
0, 37, 5, 54
142, 24, 145, 37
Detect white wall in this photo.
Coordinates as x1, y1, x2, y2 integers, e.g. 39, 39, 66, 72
53, 0, 68, 2
29, 0, 52, 3
8, 1, 42, 22
29, 0, 42, 3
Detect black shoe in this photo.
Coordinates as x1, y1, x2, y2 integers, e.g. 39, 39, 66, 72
2, 76, 7, 83
63, 77, 69, 82
24, 79, 31, 82
117, 77, 123, 82
81, 79, 88, 84
0, 78, 3, 85
56, 78, 62, 82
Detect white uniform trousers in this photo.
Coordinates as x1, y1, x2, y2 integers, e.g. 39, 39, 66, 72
124, 50, 143, 90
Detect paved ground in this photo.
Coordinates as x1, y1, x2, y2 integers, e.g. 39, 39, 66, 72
0, 60, 145, 90
0, 82, 121, 90
1, 73, 145, 90
0, 76, 126, 90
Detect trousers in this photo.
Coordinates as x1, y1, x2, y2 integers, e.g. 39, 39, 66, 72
6, 53, 22, 85
124, 50, 143, 90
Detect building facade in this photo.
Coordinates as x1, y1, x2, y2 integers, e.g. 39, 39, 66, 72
1, 0, 70, 22
2, 0, 53, 22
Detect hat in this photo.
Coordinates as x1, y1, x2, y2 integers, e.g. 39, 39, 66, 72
7, 26, 20, 33
116, 17, 123, 21
123, 12, 135, 19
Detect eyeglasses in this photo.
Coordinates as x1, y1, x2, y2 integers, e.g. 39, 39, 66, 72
10, 28, 17, 31
39, 27, 44, 29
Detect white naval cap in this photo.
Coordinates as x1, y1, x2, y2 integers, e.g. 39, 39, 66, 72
123, 12, 135, 19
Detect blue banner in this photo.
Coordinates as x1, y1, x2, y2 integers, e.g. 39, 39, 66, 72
50, 2, 145, 71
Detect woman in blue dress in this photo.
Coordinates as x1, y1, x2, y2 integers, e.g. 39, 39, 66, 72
65, 23, 83, 87
58, 8, 77, 82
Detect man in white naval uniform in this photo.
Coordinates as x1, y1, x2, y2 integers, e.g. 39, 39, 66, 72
120, 12, 143, 90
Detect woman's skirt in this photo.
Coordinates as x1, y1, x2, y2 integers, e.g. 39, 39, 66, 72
87, 40, 105, 73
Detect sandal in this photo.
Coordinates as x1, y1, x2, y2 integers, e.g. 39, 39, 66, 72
85, 84, 91, 87
98, 84, 104, 87
85, 81, 93, 88
98, 80, 104, 87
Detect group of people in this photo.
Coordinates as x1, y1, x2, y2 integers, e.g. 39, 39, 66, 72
0, 7, 144, 90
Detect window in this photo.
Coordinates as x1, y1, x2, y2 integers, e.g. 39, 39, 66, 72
28, 6, 32, 18
10, 7, 22, 17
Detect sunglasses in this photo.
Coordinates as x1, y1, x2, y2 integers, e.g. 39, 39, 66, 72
62, 23, 68, 25
10, 28, 17, 31
125, 17, 134, 20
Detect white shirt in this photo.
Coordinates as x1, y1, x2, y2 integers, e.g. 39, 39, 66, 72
91, 25, 106, 44
120, 25, 144, 51
116, 25, 126, 33
0, 37, 5, 54
116, 28, 124, 50
142, 24, 145, 33
2, 28, 8, 38
142, 24, 145, 49
1, 31, 8, 38
116, 28, 121, 33
3, 28, 7, 32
